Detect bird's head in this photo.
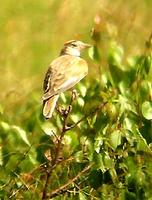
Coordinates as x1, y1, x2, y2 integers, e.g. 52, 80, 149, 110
60, 40, 91, 57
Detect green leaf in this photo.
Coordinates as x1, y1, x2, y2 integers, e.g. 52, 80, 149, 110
41, 121, 57, 136
77, 82, 87, 97
127, 56, 138, 68
142, 101, 152, 120
94, 153, 105, 172
94, 133, 104, 153
0, 121, 10, 132
77, 97, 85, 107
124, 117, 134, 132
74, 151, 83, 163
63, 130, 79, 151
104, 152, 115, 169
11, 125, 30, 146
0, 147, 3, 166
109, 130, 121, 150
88, 46, 101, 61
70, 113, 81, 124
60, 92, 67, 103
136, 129, 152, 154
79, 192, 87, 200
108, 41, 124, 66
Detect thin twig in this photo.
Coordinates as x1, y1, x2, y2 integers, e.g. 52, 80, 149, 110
49, 164, 93, 199
42, 95, 106, 199
70, 102, 107, 130
42, 91, 77, 199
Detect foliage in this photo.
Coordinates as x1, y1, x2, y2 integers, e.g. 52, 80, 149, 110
0, 1, 152, 199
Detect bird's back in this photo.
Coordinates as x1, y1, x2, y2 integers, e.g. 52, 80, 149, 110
43, 55, 88, 100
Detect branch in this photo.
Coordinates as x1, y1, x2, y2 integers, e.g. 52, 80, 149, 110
49, 164, 93, 199
42, 94, 106, 199
42, 90, 77, 199
70, 101, 107, 130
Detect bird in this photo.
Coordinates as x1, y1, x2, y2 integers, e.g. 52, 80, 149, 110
42, 40, 91, 119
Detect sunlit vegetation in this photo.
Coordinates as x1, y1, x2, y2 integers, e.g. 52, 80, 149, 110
0, 0, 152, 199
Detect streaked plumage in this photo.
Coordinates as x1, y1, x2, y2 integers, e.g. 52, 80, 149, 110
42, 40, 91, 119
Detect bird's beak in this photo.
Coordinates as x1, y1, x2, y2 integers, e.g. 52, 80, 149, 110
82, 42, 92, 49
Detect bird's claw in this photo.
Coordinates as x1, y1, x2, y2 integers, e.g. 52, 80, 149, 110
56, 105, 72, 117
63, 105, 72, 117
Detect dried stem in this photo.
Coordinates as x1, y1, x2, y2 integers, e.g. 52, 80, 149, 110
42, 90, 77, 200
49, 164, 92, 199
42, 92, 107, 199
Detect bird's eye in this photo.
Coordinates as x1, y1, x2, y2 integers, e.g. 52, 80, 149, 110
71, 43, 77, 47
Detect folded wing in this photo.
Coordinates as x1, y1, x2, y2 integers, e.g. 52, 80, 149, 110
43, 55, 88, 101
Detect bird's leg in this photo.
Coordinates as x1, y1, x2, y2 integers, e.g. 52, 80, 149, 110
56, 105, 64, 115
71, 89, 79, 103
56, 90, 79, 119
64, 105, 72, 116
56, 104, 71, 117
64, 89, 78, 116
61, 89, 79, 131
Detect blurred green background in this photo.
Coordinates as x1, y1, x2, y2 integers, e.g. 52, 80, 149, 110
1, 0, 152, 121
0, 0, 152, 199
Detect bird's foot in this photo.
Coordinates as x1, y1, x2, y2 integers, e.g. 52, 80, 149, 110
56, 105, 72, 117
56, 105, 64, 115
64, 105, 72, 117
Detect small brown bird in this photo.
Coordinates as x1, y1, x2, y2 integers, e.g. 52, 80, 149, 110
42, 40, 91, 119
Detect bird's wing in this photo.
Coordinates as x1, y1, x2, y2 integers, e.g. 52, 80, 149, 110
43, 55, 88, 100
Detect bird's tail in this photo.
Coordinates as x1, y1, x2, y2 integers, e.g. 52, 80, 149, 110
43, 95, 59, 119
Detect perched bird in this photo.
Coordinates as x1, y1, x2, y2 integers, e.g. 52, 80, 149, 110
42, 40, 91, 119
